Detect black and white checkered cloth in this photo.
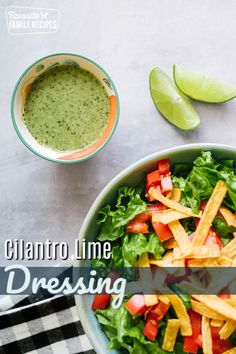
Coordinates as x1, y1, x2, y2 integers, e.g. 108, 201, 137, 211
0, 294, 96, 354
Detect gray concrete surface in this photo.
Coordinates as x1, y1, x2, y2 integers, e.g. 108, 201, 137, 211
1, 0, 236, 265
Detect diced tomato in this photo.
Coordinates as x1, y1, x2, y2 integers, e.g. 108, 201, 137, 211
146, 170, 161, 191
152, 221, 173, 242
195, 218, 200, 228
158, 159, 170, 174
195, 334, 203, 347
149, 301, 169, 321
218, 287, 231, 299
143, 318, 158, 341
183, 310, 201, 353
161, 176, 173, 193
92, 294, 111, 310
125, 295, 146, 316
144, 306, 153, 321
211, 326, 232, 354
148, 203, 167, 212
126, 211, 150, 234
126, 222, 149, 234
200, 200, 208, 211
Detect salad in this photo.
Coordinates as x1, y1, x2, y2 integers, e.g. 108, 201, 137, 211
91, 151, 236, 354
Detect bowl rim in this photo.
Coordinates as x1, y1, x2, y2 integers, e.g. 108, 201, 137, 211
11, 52, 120, 164
75, 142, 236, 354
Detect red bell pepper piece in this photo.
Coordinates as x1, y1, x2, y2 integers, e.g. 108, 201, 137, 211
126, 222, 149, 234
218, 286, 231, 299
183, 310, 201, 353
149, 301, 170, 321
195, 334, 203, 348
152, 221, 173, 242
143, 318, 158, 341
92, 294, 111, 310
125, 295, 146, 316
158, 159, 170, 174
211, 326, 232, 354
149, 203, 167, 212
126, 211, 150, 234
146, 170, 161, 191
161, 176, 173, 193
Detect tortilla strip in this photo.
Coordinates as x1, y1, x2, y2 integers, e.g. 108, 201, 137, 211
157, 295, 170, 305
171, 188, 181, 202
193, 181, 227, 246
168, 220, 192, 251
152, 209, 190, 224
164, 238, 178, 249
222, 238, 236, 258
202, 316, 213, 354
188, 258, 219, 267
138, 253, 158, 307
191, 299, 230, 321
222, 348, 236, 354
193, 295, 236, 322
173, 244, 220, 260
220, 206, 236, 228
166, 295, 192, 335
162, 319, 180, 352
225, 297, 236, 307
216, 256, 233, 267
219, 321, 236, 340
148, 187, 199, 217
211, 319, 224, 327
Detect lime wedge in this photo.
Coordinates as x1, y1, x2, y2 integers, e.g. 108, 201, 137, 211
173, 64, 236, 103
149, 67, 200, 130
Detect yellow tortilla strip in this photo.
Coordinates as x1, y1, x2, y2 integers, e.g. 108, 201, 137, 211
168, 220, 192, 251
193, 180, 227, 246
219, 321, 236, 340
202, 316, 213, 354
193, 295, 236, 322
164, 238, 178, 249
222, 238, 236, 258
166, 295, 192, 336
191, 299, 230, 321
188, 258, 219, 267
220, 206, 236, 228
138, 254, 158, 307
222, 348, 236, 354
216, 256, 233, 266
211, 319, 224, 327
173, 245, 220, 260
226, 297, 236, 307
157, 295, 170, 305
152, 209, 190, 224
171, 188, 181, 202
162, 319, 180, 352
148, 187, 199, 217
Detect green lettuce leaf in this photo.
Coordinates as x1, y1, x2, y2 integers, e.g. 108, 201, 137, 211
96, 305, 170, 353
173, 151, 236, 213
97, 187, 148, 241
122, 232, 165, 267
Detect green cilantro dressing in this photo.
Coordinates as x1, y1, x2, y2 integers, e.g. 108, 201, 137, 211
23, 65, 110, 151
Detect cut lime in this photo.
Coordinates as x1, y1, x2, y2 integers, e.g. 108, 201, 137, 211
149, 67, 200, 130
173, 64, 236, 103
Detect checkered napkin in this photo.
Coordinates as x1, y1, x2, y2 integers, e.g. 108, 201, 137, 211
0, 294, 96, 354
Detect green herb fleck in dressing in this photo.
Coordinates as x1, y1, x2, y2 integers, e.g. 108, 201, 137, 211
23, 65, 110, 151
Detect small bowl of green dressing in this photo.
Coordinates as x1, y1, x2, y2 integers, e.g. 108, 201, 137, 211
11, 53, 119, 163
